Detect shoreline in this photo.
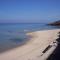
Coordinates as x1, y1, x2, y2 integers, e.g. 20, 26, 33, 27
0, 29, 60, 60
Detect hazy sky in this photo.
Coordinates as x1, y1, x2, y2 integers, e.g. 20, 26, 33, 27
0, 0, 60, 23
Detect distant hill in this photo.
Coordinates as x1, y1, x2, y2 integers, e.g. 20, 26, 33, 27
48, 20, 60, 26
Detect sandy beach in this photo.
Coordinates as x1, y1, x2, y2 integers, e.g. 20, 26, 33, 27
0, 29, 60, 60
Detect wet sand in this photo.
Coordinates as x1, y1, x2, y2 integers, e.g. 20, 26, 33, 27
0, 29, 60, 60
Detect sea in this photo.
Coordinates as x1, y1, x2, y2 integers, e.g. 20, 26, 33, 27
0, 23, 60, 53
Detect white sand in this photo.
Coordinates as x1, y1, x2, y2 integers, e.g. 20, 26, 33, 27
0, 29, 60, 60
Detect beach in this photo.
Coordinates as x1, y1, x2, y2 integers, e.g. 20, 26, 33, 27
0, 29, 60, 60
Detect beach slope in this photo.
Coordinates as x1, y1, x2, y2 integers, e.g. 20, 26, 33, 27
0, 29, 60, 60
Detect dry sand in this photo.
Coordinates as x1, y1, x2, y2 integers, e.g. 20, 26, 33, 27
0, 29, 60, 60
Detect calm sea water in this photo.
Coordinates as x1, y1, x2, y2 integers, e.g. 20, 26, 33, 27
0, 23, 60, 52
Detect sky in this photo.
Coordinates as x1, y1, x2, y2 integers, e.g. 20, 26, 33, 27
0, 0, 60, 23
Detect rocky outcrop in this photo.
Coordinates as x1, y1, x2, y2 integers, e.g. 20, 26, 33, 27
48, 20, 60, 26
